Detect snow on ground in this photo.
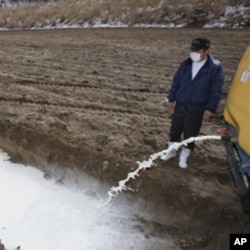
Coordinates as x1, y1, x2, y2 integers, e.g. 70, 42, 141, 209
0, 150, 173, 250
0, 1, 249, 30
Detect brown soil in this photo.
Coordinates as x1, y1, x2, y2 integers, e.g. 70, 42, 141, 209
0, 28, 249, 250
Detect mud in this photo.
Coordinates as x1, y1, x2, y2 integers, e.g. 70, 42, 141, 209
0, 28, 249, 249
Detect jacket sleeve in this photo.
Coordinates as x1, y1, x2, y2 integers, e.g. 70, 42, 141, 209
168, 62, 184, 102
206, 63, 224, 113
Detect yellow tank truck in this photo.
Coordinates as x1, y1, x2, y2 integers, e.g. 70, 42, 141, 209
224, 46, 250, 213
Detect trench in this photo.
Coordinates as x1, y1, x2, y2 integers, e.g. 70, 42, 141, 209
0, 123, 183, 250
0, 122, 248, 250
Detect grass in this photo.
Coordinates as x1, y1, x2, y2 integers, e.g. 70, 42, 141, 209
0, 0, 248, 29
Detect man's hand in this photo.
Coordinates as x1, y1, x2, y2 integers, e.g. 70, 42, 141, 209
203, 110, 213, 121
168, 102, 175, 113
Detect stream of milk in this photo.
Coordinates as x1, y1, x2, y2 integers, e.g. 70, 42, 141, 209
105, 135, 222, 204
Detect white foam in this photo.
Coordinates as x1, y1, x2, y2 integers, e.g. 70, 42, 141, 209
0, 150, 174, 250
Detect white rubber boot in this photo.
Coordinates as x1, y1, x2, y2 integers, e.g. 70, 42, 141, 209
160, 142, 177, 161
178, 147, 191, 169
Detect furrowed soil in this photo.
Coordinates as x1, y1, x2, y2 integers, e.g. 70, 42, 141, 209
0, 28, 249, 249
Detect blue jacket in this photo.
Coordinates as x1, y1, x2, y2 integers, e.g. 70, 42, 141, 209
168, 55, 224, 113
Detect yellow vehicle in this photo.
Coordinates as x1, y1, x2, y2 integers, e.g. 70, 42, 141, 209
224, 46, 250, 212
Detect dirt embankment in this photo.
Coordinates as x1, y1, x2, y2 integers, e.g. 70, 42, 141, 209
0, 28, 250, 249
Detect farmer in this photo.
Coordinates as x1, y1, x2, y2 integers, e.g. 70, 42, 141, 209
161, 37, 224, 168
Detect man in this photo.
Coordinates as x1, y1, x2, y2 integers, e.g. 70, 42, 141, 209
161, 37, 224, 168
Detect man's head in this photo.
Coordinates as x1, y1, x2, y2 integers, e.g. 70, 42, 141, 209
190, 37, 210, 62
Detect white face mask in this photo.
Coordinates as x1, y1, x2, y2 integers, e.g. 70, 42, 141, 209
190, 52, 201, 62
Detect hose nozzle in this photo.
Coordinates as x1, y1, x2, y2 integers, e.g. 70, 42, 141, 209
218, 129, 238, 143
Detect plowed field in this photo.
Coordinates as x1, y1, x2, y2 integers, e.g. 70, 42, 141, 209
0, 28, 249, 250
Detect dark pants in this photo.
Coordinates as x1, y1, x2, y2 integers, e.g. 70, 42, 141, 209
169, 106, 204, 150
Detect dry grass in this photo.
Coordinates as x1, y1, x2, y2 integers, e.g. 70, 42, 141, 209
0, 0, 248, 28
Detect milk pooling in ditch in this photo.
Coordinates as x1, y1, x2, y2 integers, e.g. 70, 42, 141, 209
0, 150, 172, 250
104, 135, 222, 205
